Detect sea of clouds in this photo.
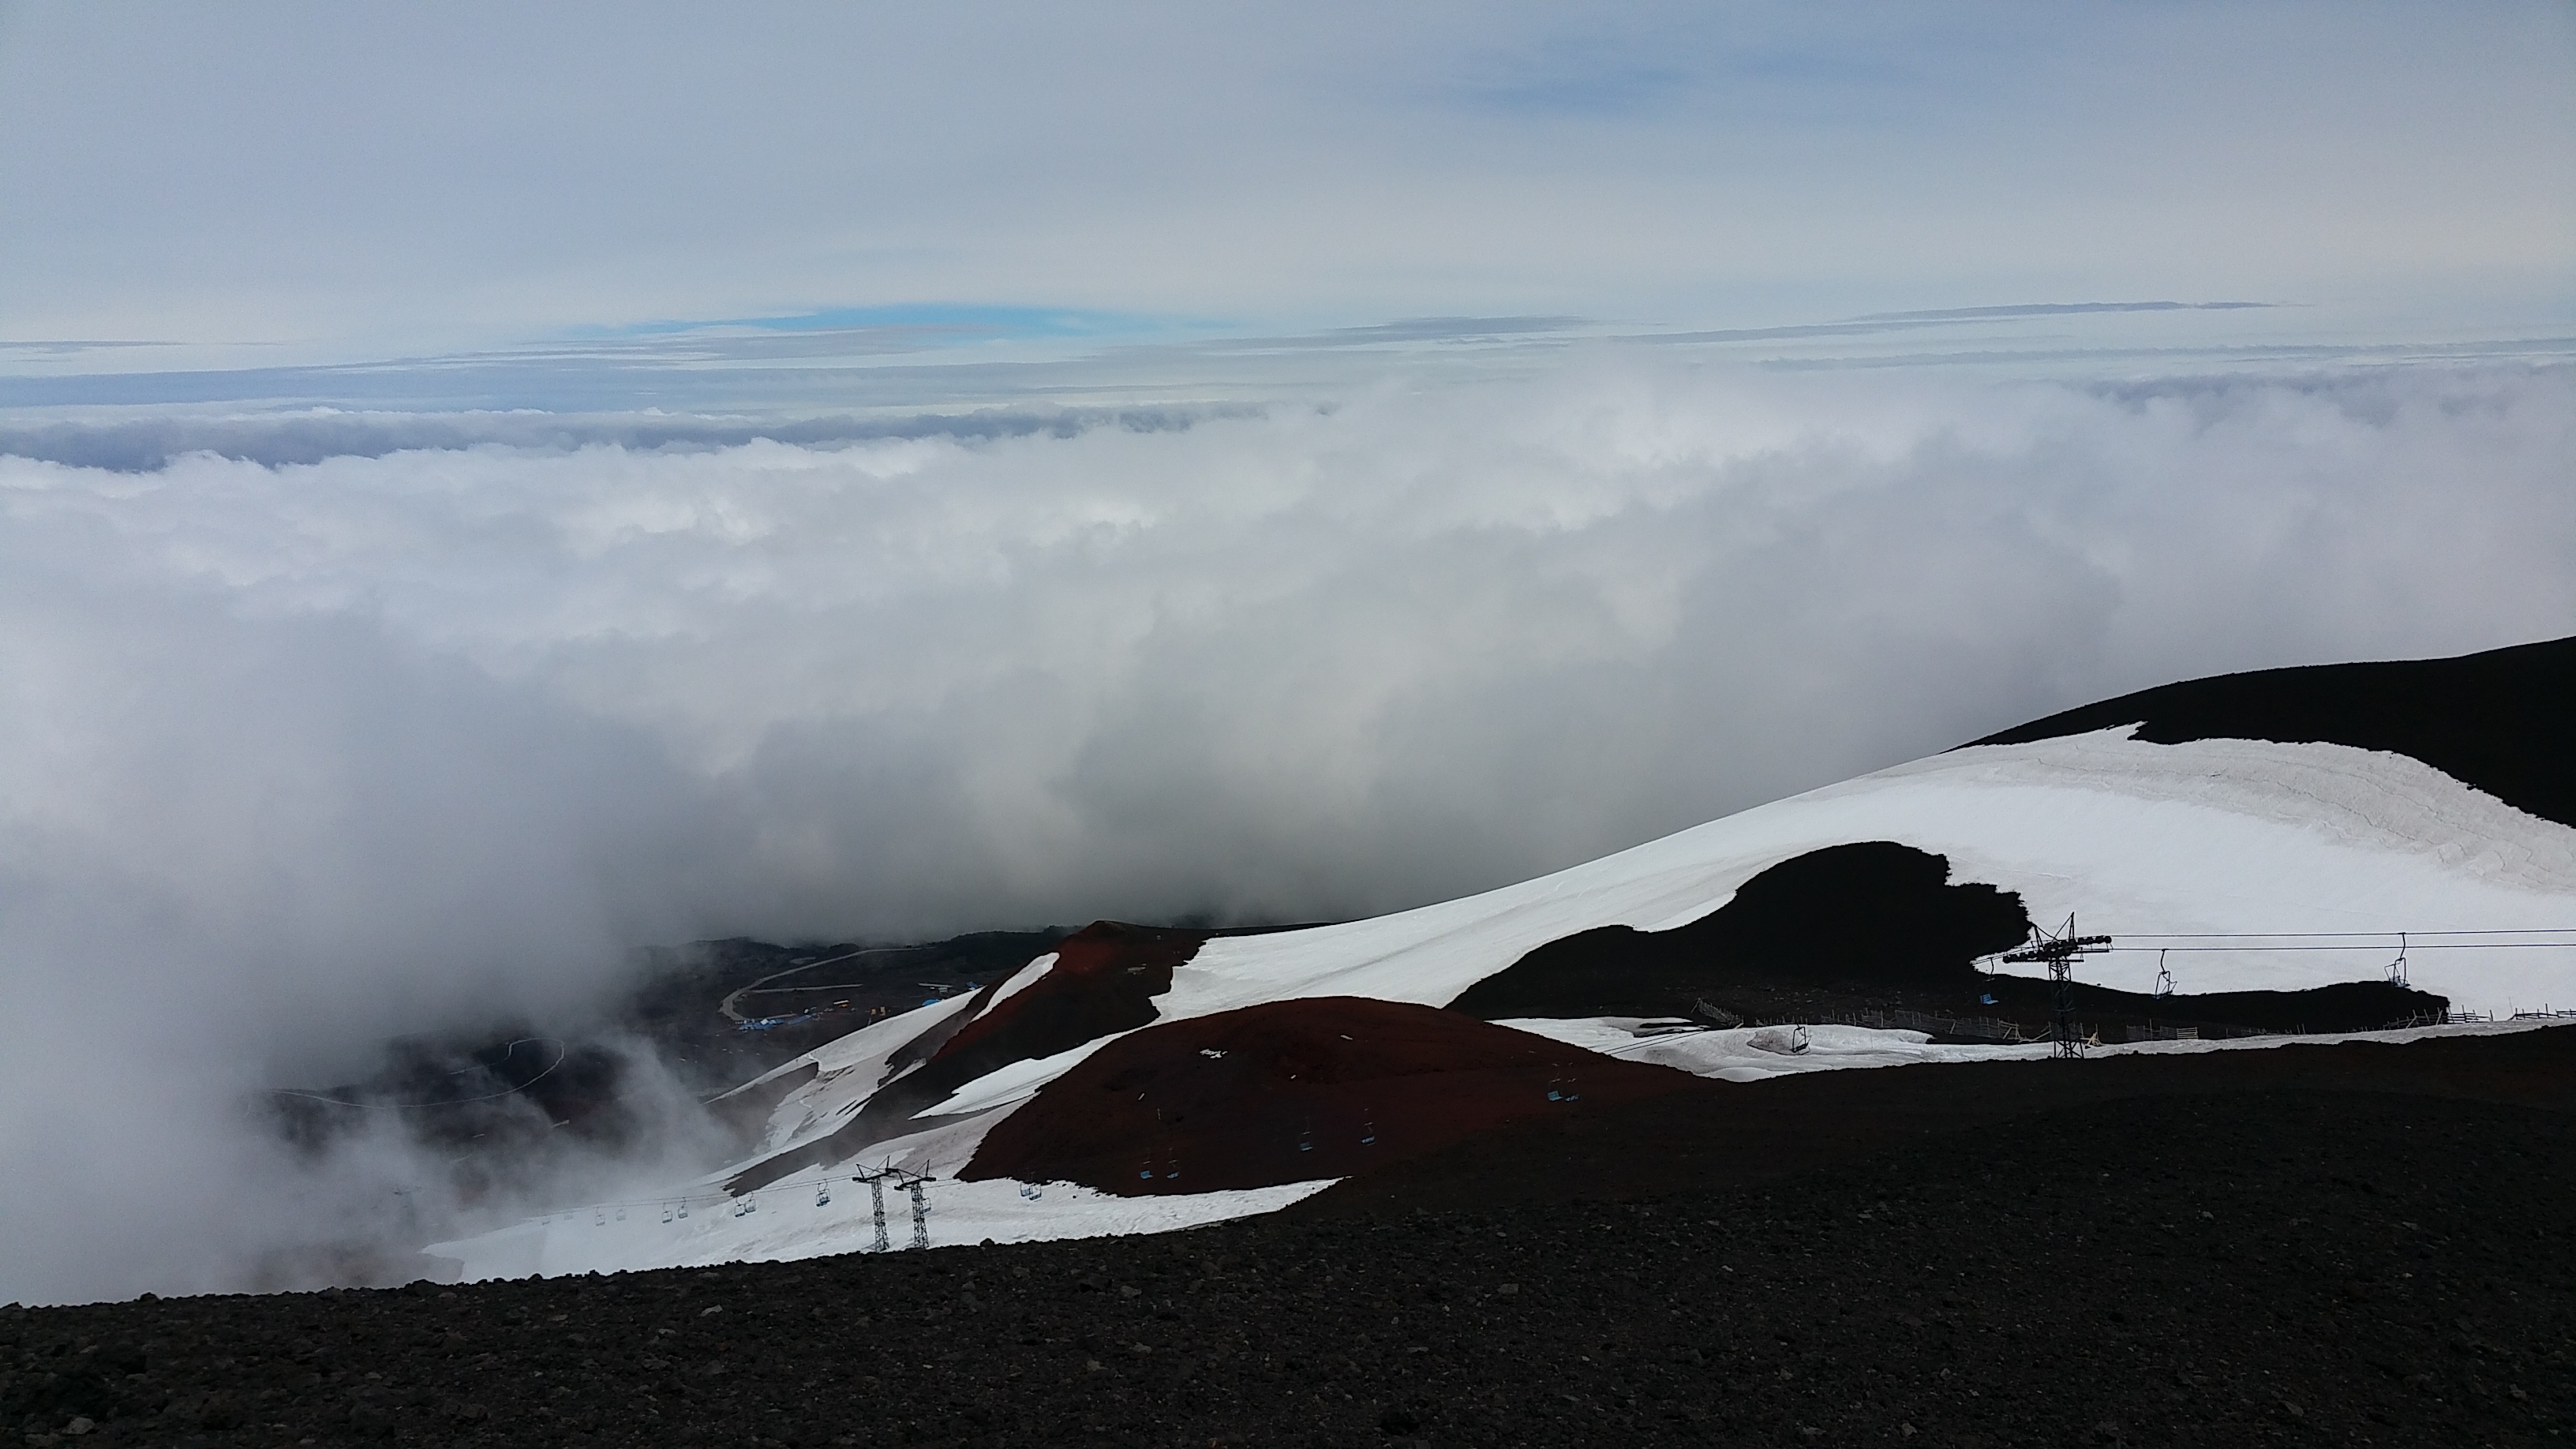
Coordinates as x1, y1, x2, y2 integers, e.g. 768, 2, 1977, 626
2, 356, 2570, 1301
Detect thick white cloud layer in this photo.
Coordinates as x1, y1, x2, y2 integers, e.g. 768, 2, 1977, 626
2, 358, 2571, 1301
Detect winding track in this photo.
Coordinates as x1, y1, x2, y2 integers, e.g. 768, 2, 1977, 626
716, 945, 916, 1023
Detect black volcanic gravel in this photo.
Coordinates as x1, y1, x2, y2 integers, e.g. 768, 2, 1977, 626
8, 1085, 2572, 1448
1967, 632, 2576, 829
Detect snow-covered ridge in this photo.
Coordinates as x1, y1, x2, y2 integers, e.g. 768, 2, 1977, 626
436, 700, 2576, 1282
1160, 728, 2575, 1020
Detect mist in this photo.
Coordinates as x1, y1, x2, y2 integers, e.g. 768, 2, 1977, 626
2, 357, 2570, 1302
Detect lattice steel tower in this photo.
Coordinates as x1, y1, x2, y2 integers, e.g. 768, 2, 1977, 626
2004, 914, 2111, 1058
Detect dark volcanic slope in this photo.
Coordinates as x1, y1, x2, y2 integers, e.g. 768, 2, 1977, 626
1967, 633, 2576, 827
964, 997, 1704, 1194
1979, 975, 2445, 1039
11, 1028, 2571, 1449
1299, 1023, 2574, 1219
1451, 841, 2445, 1039
1450, 841, 2030, 1020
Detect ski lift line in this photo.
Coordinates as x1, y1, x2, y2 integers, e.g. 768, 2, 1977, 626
269, 1038, 570, 1110
2091, 942, 2576, 953
2080, 928, 2576, 940
535, 1166, 943, 1228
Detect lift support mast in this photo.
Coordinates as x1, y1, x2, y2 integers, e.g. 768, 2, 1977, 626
2004, 915, 2112, 1058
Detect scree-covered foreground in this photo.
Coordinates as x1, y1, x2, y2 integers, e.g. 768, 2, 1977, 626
8, 1054, 2571, 1448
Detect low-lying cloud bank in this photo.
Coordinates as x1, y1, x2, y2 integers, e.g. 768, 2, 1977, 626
2, 358, 2570, 1301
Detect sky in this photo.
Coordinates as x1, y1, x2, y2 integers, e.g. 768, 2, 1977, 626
0, 2, 2572, 1303
2, 2, 2570, 389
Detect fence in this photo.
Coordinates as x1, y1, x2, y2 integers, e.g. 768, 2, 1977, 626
533, 1166, 934, 1252
1814, 1007, 2032, 1043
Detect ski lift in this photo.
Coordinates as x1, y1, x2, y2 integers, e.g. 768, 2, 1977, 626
661, 1204, 674, 1224
1788, 1027, 1810, 1056
676, 1202, 689, 1220
816, 1184, 831, 1208
1360, 1121, 1376, 1146
615, 1208, 627, 1222
593, 1210, 606, 1226
2153, 949, 2175, 1000
1139, 1163, 1155, 1180
2387, 933, 2410, 989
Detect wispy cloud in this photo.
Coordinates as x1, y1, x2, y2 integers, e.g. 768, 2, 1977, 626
9, 304, 2486, 417
1848, 301, 2278, 323
0, 339, 177, 358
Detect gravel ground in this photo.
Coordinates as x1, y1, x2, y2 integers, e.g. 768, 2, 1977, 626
9, 1047, 2572, 1449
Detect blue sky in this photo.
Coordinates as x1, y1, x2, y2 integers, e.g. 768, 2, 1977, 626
0, 1, 2567, 406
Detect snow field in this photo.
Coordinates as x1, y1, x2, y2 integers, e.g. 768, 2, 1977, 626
441, 728, 2576, 1279
1505, 1016, 2567, 1084
428, 1170, 1337, 1282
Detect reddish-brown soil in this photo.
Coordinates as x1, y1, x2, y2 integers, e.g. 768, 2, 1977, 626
728, 923, 1213, 1193
1291, 1023, 2576, 1219
964, 996, 1707, 1195
919, 922, 1209, 1078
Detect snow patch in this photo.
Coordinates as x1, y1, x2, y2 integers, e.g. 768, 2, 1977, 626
917, 1035, 1130, 1119
427, 1170, 1336, 1282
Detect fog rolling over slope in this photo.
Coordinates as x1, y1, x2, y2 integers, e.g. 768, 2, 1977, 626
1, 359, 2571, 1303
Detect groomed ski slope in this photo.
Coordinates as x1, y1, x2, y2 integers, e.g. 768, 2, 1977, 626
431, 726, 2576, 1280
